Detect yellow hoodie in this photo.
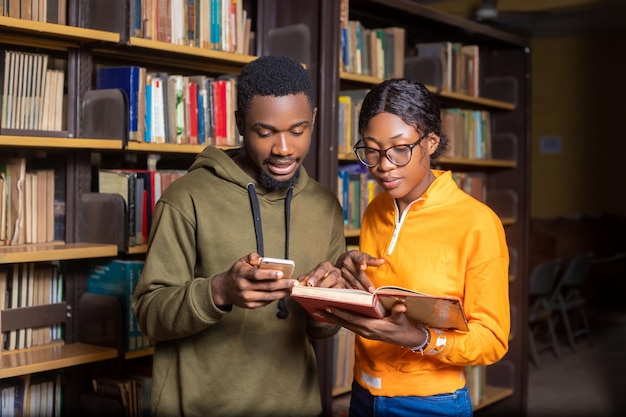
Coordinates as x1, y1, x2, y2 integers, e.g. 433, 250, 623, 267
355, 170, 510, 397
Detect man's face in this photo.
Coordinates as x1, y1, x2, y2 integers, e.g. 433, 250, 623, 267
236, 93, 317, 190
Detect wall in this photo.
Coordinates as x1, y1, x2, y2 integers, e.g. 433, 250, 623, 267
530, 35, 626, 218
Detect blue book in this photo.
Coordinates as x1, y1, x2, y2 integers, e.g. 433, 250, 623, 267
97, 66, 143, 142
87, 259, 147, 352
145, 82, 152, 142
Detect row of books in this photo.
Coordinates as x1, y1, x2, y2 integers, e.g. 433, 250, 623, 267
87, 259, 150, 353
1, 50, 66, 132
1, 157, 60, 246
0, 262, 63, 352
0, 372, 62, 417
96, 65, 238, 146
414, 41, 480, 97
84, 372, 151, 417
338, 92, 493, 162
131, 0, 252, 55
340, 19, 405, 80
96, 168, 186, 249
0, 0, 66, 24
453, 172, 486, 203
442, 108, 492, 160
332, 327, 355, 395
337, 163, 380, 231
465, 365, 486, 406
337, 89, 367, 156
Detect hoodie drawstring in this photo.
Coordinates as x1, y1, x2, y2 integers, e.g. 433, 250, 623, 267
247, 183, 293, 319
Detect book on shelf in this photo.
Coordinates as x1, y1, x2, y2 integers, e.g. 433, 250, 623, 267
97, 169, 138, 248
91, 376, 141, 417
337, 89, 368, 155
87, 259, 151, 352
382, 26, 406, 79
465, 365, 486, 405
332, 327, 355, 394
291, 285, 469, 331
1, 262, 60, 352
0, 156, 26, 246
96, 65, 147, 142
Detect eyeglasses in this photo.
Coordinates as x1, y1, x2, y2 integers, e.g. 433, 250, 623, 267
353, 136, 426, 168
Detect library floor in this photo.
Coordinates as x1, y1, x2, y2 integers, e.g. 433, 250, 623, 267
332, 305, 626, 417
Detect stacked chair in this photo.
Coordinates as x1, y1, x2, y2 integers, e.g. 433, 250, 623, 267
550, 252, 594, 351
527, 258, 562, 368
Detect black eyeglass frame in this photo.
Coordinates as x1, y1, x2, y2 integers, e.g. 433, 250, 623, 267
352, 136, 426, 168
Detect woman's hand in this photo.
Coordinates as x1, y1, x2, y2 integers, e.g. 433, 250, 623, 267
335, 250, 385, 293
319, 302, 428, 348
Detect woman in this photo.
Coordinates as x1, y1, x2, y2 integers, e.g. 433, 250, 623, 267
326, 79, 510, 417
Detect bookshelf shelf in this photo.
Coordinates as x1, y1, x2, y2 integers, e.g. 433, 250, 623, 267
338, 72, 515, 111
126, 142, 213, 154
438, 157, 517, 169
94, 37, 257, 73
125, 347, 154, 360
0, 243, 118, 264
339, 153, 516, 169
339, 71, 382, 86
0, 16, 120, 49
473, 385, 514, 411
0, 136, 123, 150
126, 244, 148, 255
0, 342, 118, 379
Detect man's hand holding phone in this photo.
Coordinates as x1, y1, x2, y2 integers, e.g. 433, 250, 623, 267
258, 257, 295, 279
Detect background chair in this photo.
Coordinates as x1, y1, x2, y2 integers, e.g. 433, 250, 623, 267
528, 258, 562, 368
550, 252, 594, 351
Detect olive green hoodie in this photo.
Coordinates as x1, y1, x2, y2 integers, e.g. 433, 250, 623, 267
132, 146, 345, 417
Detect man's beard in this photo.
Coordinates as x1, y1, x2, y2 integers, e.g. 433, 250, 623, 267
260, 167, 300, 191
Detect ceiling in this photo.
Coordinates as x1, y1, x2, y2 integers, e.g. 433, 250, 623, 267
417, 0, 626, 37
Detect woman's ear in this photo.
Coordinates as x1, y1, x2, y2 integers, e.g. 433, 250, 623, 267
427, 134, 441, 156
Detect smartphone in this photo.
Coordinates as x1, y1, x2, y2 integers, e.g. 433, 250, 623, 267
258, 257, 295, 279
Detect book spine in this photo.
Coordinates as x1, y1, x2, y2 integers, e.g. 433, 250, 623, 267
127, 173, 137, 248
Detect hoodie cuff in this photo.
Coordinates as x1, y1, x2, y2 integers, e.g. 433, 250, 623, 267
194, 275, 232, 320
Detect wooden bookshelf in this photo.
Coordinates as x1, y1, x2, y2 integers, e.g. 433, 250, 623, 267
0, 16, 120, 50
0, 136, 123, 150
0, 342, 118, 379
0, 243, 118, 264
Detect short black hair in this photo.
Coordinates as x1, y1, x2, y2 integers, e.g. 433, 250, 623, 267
236, 55, 315, 118
358, 78, 449, 162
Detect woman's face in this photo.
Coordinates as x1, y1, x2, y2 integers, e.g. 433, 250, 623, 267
361, 112, 439, 212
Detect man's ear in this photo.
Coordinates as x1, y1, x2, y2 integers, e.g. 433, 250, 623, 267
311, 107, 318, 130
235, 110, 244, 137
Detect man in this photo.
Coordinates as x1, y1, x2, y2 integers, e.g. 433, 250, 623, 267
132, 55, 346, 416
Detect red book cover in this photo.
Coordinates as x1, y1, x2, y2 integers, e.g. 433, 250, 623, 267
212, 79, 227, 145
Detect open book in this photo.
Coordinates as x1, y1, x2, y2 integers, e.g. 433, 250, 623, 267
291, 285, 469, 331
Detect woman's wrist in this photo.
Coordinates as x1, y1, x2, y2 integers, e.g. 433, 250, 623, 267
407, 326, 431, 355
